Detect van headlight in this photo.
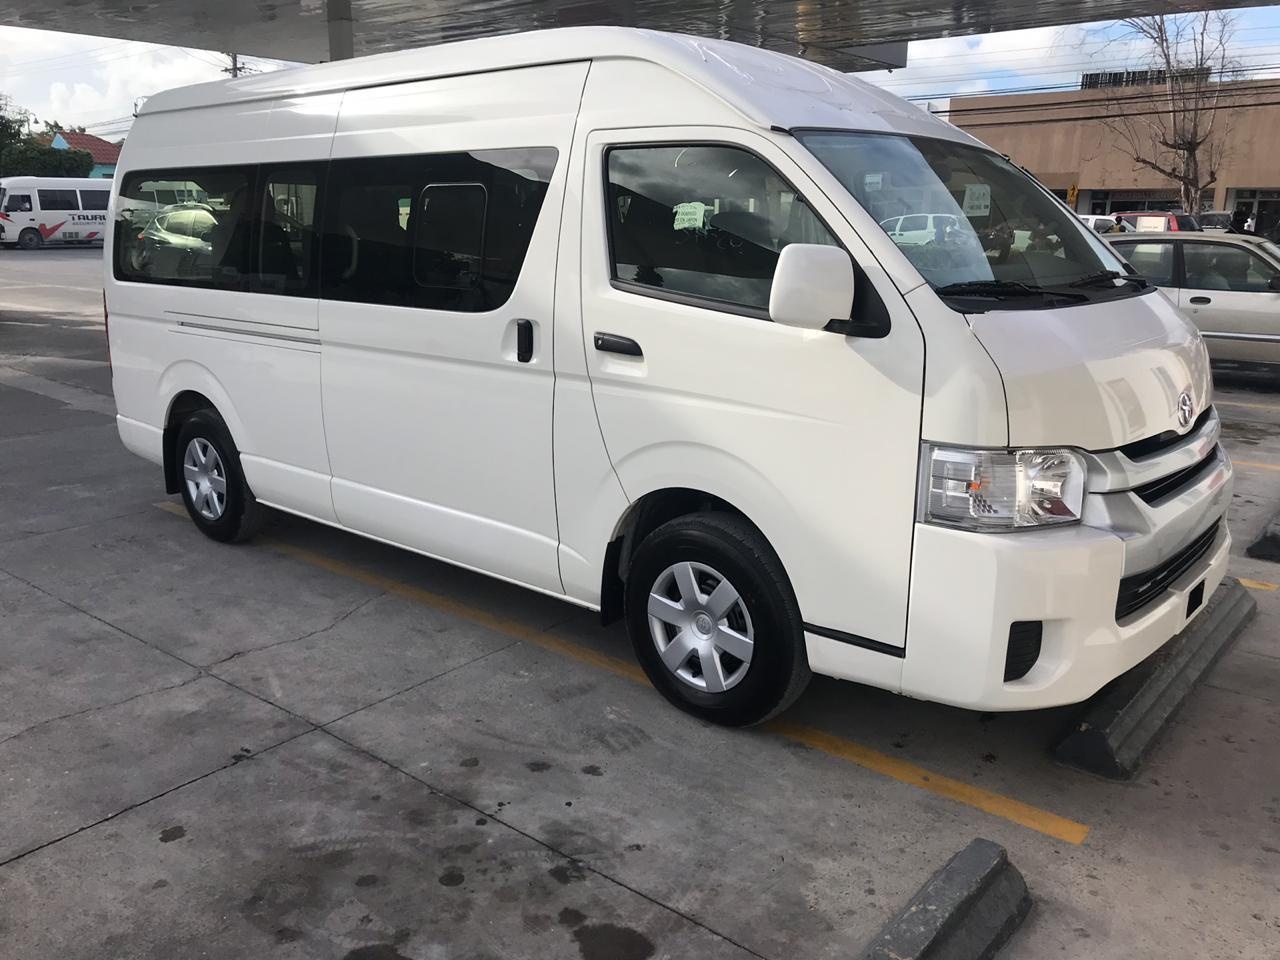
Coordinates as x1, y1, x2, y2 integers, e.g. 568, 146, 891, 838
919, 445, 1086, 531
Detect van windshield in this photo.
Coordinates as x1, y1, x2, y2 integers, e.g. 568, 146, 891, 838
796, 131, 1139, 310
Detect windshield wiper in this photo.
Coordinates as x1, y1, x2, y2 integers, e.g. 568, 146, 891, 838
935, 280, 1073, 299
1068, 270, 1149, 289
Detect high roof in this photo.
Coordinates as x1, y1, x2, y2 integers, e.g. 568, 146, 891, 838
140, 27, 976, 146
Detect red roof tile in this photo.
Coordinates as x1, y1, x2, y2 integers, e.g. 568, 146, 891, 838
55, 131, 121, 165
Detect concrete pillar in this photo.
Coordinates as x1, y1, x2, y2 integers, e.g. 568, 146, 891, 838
327, 0, 355, 60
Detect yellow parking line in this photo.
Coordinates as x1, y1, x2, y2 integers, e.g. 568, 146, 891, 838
1232, 460, 1280, 472
1215, 399, 1280, 413
1238, 577, 1279, 592
770, 723, 1090, 845
153, 500, 1089, 845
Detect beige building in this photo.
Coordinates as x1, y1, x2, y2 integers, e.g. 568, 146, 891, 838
949, 77, 1280, 233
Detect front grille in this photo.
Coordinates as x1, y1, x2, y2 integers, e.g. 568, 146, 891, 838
1003, 621, 1043, 681
1132, 448, 1220, 505
1115, 521, 1220, 621
1119, 407, 1212, 460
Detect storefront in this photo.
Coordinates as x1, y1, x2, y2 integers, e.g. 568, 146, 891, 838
1085, 190, 1181, 215
1228, 189, 1280, 235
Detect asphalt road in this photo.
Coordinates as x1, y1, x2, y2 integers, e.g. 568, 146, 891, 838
1, 247, 1278, 960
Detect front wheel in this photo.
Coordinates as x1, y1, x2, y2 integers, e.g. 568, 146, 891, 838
176, 410, 265, 543
17, 229, 41, 251
624, 513, 810, 726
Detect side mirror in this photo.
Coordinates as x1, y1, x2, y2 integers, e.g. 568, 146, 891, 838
1268, 275, 1280, 292
770, 244, 855, 330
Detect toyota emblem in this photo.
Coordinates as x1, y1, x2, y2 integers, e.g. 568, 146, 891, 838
1177, 391, 1195, 429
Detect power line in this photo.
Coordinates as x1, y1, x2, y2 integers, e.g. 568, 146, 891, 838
956, 96, 1280, 129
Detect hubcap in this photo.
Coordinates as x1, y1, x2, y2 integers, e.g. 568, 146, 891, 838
647, 561, 754, 694
183, 437, 228, 520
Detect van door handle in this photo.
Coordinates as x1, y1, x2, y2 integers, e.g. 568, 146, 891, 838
594, 332, 643, 357
1189, 296, 1212, 305
516, 319, 533, 363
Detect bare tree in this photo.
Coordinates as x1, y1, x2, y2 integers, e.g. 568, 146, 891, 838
1100, 12, 1235, 212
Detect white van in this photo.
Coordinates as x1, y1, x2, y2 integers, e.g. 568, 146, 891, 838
0, 176, 111, 248
106, 28, 1233, 725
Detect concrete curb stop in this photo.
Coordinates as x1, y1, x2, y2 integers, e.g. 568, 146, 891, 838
1054, 577, 1257, 780
860, 838, 1031, 960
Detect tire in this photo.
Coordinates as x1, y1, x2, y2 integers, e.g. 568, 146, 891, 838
624, 513, 811, 726
175, 409, 266, 543
17, 229, 41, 251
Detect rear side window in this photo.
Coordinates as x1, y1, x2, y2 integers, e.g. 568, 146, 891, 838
258, 167, 321, 295
321, 147, 557, 311
605, 144, 837, 313
1175, 215, 1200, 231
1112, 241, 1174, 286
38, 189, 79, 210
115, 168, 255, 289
79, 189, 110, 211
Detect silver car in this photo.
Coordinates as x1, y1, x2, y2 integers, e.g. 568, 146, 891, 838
1108, 231, 1280, 371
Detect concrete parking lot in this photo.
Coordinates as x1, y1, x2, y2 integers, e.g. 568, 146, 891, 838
2, 248, 1279, 959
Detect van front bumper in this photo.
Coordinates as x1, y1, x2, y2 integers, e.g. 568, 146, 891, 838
898, 512, 1231, 712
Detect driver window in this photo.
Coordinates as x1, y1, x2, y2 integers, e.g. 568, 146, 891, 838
5, 193, 32, 213
605, 144, 838, 313
1183, 242, 1277, 293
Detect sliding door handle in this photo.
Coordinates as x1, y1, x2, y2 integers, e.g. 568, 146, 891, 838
516, 319, 534, 362
593, 332, 643, 357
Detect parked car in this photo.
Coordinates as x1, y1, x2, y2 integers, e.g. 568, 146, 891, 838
1113, 210, 1201, 232
878, 212, 964, 245
1109, 231, 1280, 371
1078, 214, 1133, 234
1197, 211, 1234, 232
106, 26, 1232, 724
131, 202, 217, 276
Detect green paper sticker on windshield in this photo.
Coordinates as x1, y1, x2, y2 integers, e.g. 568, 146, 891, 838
672, 201, 707, 231
962, 183, 991, 217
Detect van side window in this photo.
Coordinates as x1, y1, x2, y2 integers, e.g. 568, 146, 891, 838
321, 147, 557, 311
79, 190, 111, 211
257, 167, 322, 295
605, 144, 837, 313
37, 189, 79, 211
115, 168, 255, 289
4, 194, 31, 213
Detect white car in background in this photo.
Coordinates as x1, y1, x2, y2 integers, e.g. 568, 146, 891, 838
1078, 214, 1132, 235
878, 213, 962, 244
1109, 231, 1280, 372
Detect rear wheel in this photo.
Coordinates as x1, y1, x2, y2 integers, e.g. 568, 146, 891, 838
176, 410, 265, 543
17, 229, 41, 251
624, 513, 810, 726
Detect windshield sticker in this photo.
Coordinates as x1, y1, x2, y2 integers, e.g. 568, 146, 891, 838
672, 201, 708, 231
863, 172, 883, 192
962, 183, 992, 217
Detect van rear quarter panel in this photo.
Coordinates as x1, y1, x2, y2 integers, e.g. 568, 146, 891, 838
107, 95, 343, 520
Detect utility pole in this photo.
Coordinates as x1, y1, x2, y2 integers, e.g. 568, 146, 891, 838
222, 53, 251, 78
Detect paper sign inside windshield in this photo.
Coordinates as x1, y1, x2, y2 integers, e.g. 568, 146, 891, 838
672, 201, 707, 231
962, 184, 991, 217
863, 173, 883, 192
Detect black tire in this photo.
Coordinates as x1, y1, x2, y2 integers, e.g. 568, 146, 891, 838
17, 229, 41, 251
624, 513, 810, 726
175, 409, 266, 543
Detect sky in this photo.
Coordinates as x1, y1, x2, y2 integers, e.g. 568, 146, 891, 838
2, 4, 1280, 140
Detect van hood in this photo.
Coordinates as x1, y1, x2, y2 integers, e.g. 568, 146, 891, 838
968, 290, 1212, 451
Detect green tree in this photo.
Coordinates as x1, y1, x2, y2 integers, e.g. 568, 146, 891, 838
0, 95, 27, 178
0, 141, 94, 177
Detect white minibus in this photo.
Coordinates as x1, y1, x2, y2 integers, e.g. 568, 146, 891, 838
1, 176, 111, 248
106, 28, 1233, 725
